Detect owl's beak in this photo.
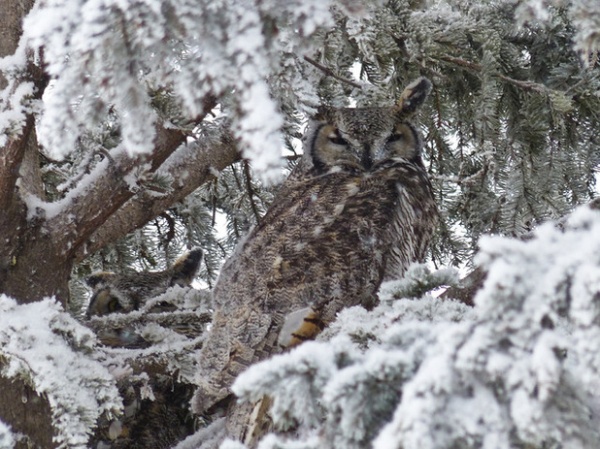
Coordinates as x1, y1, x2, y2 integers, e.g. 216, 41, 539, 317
361, 146, 373, 170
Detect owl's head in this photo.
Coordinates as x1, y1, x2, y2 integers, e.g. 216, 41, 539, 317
85, 248, 203, 318
303, 77, 431, 174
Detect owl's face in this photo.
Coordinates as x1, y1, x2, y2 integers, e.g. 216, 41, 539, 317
304, 78, 431, 175
85, 271, 169, 318
85, 248, 202, 318
308, 109, 422, 174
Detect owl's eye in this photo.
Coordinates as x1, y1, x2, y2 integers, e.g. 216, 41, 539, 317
328, 130, 349, 146
387, 133, 404, 143
107, 298, 122, 313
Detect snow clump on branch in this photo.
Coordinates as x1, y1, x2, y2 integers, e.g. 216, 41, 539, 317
230, 204, 600, 449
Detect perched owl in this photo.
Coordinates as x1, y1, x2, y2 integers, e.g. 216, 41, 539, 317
85, 248, 203, 318
193, 78, 438, 434
84, 249, 207, 449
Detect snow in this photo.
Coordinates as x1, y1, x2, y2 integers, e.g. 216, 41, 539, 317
229, 269, 473, 449
224, 206, 600, 449
2, 0, 600, 447
1, 0, 346, 180
0, 0, 373, 183
378, 263, 459, 300
381, 206, 600, 449
0, 420, 13, 449
173, 418, 226, 449
232, 339, 343, 429
0, 295, 121, 449
0, 35, 35, 146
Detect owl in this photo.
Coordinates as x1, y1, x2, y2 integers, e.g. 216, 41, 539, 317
84, 249, 206, 449
85, 248, 203, 318
193, 78, 438, 437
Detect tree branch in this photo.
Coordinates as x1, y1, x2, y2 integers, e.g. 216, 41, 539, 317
0, 116, 34, 210
0, 0, 35, 86
53, 96, 219, 259
303, 55, 363, 89
440, 199, 600, 307
51, 124, 184, 255
434, 55, 548, 93
0, 0, 48, 209
73, 126, 241, 263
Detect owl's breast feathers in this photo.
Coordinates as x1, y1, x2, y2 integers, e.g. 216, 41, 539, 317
215, 173, 388, 308
196, 163, 436, 414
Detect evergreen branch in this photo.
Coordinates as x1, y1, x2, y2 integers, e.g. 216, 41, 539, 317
496, 74, 546, 93
433, 165, 487, 186
303, 55, 362, 89
435, 55, 547, 93
157, 212, 176, 247
231, 164, 244, 191
72, 122, 240, 263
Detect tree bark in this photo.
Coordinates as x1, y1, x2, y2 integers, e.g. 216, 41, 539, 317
0, 4, 240, 445
0, 366, 56, 449
0, 0, 35, 89
0, 122, 241, 448
75, 129, 240, 262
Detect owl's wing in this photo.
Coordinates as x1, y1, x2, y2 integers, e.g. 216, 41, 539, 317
193, 304, 278, 413
193, 173, 386, 414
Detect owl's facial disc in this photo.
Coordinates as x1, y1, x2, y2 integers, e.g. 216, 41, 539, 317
86, 288, 124, 318
372, 122, 420, 168
311, 124, 364, 174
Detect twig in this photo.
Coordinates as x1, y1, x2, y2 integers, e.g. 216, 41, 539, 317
158, 211, 176, 246
303, 55, 362, 89
497, 74, 546, 93
243, 161, 262, 223
435, 55, 548, 93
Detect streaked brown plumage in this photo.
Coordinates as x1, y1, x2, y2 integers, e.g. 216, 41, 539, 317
83, 249, 206, 449
85, 248, 203, 318
193, 77, 438, 431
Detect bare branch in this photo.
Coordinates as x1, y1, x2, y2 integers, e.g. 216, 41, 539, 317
74, 126, 241, 262
54, 124, 185, 255
55, 96, 219, 259
434, 55, 548, 93
303, 55, 363, 89
0, 116, 34, 209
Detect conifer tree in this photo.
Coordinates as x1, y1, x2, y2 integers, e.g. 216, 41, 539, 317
0, 0, 599, 447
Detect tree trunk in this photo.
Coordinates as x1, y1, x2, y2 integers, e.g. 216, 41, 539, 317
0, 369, 56, 449
0, 3, 63, 445
0, 127, 239, 447
0, 3, 241, 445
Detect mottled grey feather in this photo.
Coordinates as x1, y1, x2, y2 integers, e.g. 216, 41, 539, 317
193, 78, 438, 420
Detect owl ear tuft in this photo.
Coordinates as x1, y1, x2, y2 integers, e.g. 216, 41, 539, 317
170, 248, 203, 287
396, 77, 432, 116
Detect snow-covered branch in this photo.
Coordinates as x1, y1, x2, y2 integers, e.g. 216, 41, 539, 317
74, 122, 239, 262
228, 205, 600, 449
0, 295, 121, 449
